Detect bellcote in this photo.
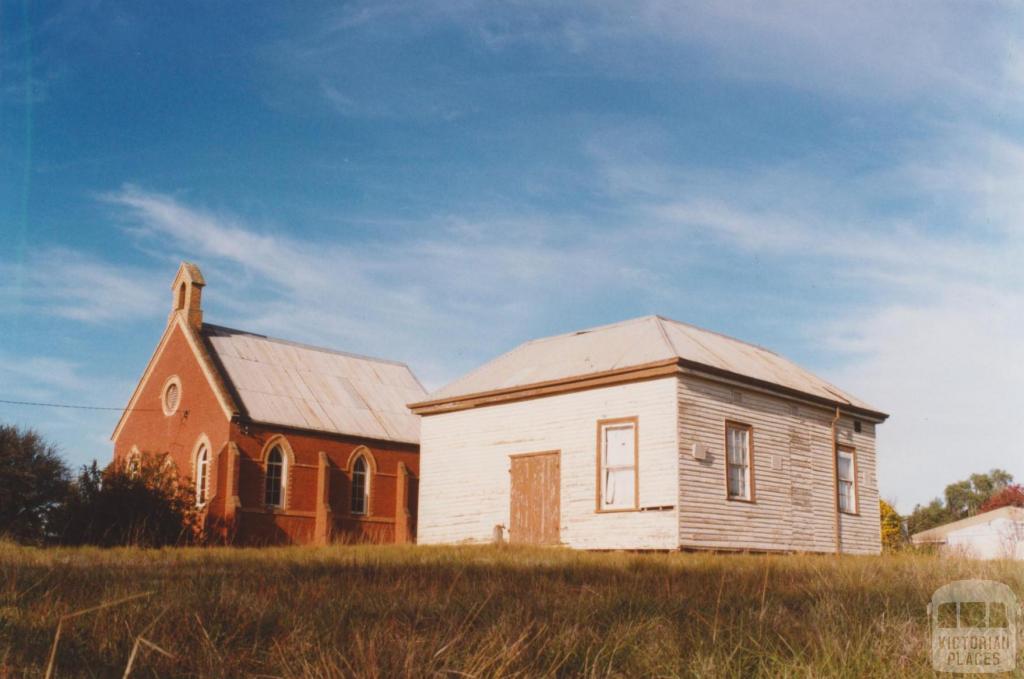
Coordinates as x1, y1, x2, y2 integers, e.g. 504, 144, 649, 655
169, 261, 205, 329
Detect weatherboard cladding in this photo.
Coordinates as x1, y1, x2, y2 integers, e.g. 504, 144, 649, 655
676, 374, 881, 555
420, 315, 882, 416
417, 377, 680, 549
202, 324, 425, 444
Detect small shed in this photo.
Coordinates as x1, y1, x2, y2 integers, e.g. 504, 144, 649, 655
912, 506, 1024, 560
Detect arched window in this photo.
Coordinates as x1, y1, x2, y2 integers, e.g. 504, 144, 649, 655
195, 444, 210, 506
126, 447, 141, 478
176, 282, 187, 310
351, 455, 370, 515
265, 446, 285, 508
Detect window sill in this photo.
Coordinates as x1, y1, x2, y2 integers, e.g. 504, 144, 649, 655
239, 507, 316, 518
839, 510, 860, 517
595, 507, 640, 514
726, 496, 756, 504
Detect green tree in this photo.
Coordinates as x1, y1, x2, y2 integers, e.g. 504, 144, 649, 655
944, 469, 1012, 519
0, 424, 71, 543
907, 469, 1014, 538
879, 499, 905, 552
906, 498, 951, 536
52, 452, 200, 547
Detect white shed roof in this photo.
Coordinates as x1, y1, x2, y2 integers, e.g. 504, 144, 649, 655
911, 506, 1024, 544
203, 324, 425, 444
417, 315, 884, 417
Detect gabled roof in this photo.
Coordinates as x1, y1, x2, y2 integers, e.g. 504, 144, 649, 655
111, 314, 238, 442
411, 315, 886, 419
202, 324, 425, 445
911, 506, 1024, 544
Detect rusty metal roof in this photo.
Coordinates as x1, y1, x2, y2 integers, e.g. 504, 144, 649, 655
421, 315, 884, 416
203, 324, 425, 444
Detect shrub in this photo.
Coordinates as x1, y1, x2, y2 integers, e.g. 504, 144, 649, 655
51, 453, 200, 547
979, 483, 1024, 513
879, 499, 905, 552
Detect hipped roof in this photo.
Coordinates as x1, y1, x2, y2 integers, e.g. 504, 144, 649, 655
413, 315, 886, 419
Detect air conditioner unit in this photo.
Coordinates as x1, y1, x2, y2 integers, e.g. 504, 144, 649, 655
692, 442, 708, 460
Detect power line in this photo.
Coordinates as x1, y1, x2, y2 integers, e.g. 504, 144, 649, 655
0, 398, 160, 413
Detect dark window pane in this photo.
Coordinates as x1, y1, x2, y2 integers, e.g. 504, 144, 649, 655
937, 602, 958, 629
960, 602, 986, 628
989, 602, 1008, 628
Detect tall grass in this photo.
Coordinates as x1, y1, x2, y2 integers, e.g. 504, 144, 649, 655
1, 541, 1021, 677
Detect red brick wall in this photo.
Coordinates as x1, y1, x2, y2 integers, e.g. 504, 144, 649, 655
227, 422, 419, 545
112, 320, 421, 546
113, 323, 231, 485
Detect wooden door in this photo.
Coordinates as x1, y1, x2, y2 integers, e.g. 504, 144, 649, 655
509, 452, 560, 545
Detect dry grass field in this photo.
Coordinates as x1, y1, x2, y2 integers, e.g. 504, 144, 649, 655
1, 541, 1021, 678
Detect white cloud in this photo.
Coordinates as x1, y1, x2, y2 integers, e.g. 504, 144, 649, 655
101, 185, 681, 388
827, 292, 1024, 513
313, 1, 1024, 108
99, 135, 1024, 512
618, 1, 1024, 104
620, 128, 1024, 512
0, 247, 163, 322
0, 355, 90, 395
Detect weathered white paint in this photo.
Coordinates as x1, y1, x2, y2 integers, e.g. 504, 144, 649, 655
678, 374, 881, 555
943, 518, 1024, 560
418, 377, 680, 549
417, 370, 882, 554
913, 507, 1024, 560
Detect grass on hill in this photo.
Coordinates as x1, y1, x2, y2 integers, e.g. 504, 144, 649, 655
0, 542, 1021, 677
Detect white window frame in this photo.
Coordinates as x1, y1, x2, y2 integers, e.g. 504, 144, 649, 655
725, 421, 754, 502
837, 446, 858, 514
350, 455, 371, 515
125, 446, 142, 478
596, 417, 639, 512
195, 443, 210, 506
264, 445, 286, 508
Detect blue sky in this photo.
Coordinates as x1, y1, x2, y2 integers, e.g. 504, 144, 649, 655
2, 1, 1023, 512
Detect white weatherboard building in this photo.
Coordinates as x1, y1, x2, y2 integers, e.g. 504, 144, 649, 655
409, 316, 889, 553
912, 507, 1024, 560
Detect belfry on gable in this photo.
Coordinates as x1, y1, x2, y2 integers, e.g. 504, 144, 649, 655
170, 262, 205, 329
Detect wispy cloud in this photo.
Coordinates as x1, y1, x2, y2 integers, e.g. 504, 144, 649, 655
0, 247, 163, 322
305, 1, 1024, 109
587, 122, 1024, 511
100, 185, 683, 387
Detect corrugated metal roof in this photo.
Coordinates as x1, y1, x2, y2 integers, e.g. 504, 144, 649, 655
203, 324, 425, 444
422, 315, 883, 415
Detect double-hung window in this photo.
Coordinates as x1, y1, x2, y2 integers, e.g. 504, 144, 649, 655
598, 418, 637, 510
726, 422, 753, 501
837, 446, 857, 514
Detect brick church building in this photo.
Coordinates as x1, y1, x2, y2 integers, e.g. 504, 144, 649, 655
111, 262, 426, 544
